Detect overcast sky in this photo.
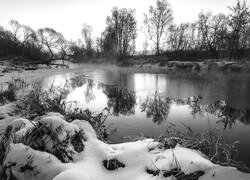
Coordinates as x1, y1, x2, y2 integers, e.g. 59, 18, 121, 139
0, 0, 247, 48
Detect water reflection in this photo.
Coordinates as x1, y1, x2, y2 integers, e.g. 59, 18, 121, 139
41, 74, 250, 129
177, 96, 250, 129
134, 74, 167, 92
40, 70, 250, 166
205, 100, 250, 129
104, 86, 136, 116
139, 92, 250, 128
175, 96, 204, 118
65, 76, 136, 116
66, 79, 107, 113
140, 92, 172, 125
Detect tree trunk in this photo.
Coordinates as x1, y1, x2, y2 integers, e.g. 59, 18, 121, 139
156, 41, 160, 55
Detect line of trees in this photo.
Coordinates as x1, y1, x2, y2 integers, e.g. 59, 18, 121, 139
0, 20, 46, 62
0, 20, 72, 64
0, 0, 250, 63
0, 7, 138, 63
142, 0, 250, 60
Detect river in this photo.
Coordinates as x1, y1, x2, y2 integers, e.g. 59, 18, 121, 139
39, 65, 250, 165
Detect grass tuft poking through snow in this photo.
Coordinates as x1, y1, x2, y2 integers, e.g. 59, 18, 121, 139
103, 158, 126, 170
0, 78, 28, 105
156, 123, 250, 173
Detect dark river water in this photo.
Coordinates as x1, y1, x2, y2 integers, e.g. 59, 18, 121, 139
39, 66, 250, 165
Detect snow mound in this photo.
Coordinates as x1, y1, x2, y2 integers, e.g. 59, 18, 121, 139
8, 118, 34, 139
39, 115, 80, 141
1, 113, 250, 180
3, 143, 67, 180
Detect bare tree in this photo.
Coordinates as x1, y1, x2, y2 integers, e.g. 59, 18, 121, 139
20, 25, 37, 56
143, 0, 173, 55
37, 28, 66, 60
242, 24, 250, 49
168, 23, 188, 51
96, 37, 103, 55
103, 7, 137, 56
9, 20, 22, 41
142, 39, 149, 55
197, 11, 213, 51
184, 23, 199, 50
81, 23, 94, 56
197, 11, 229, 57
212, 14, 229, 54
66, 40, 85, 61
228, 0, 250, 60
168, 24, 179, 51
8, 20, 22, 53
168, 23, 199, 51
21, 25, 36, 44
0, 25, 13, 56
101, 26, 116, 56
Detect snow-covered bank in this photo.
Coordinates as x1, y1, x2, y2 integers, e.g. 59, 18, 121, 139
0, 62, 123, 85
130, 60, 250, 73
1, 113, 250, 180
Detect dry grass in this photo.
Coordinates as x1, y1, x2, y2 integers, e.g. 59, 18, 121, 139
15, 84, 69, 118
15, 83, 112, 140
155, 123, 250, 173
0, 78, 28, 105
123, 122, 250, 173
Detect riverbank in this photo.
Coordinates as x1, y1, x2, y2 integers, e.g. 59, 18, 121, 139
1, 59, 250, 87
1, 112, 250, 180
117, 56, 250, 73
1, 60, 250, 179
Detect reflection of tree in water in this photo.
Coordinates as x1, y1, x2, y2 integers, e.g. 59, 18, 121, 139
205, 100, 250, 129
70, 76, 96, 103
59, 75, 250, 128
70, 75, 88, 88
69, 75, 136, 116
104, 86, 136, 116
83, 79, 96, 103
175, 96, 250, 129
187, 96, 203, 118
141, 92, 250, 128
173, 96, 204, 118
140, 92, 172, 125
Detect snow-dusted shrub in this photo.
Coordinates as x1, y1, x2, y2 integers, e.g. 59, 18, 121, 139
0, 114, 87, 164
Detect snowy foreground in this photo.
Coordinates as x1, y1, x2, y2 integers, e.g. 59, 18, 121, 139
1, 113, 250, 180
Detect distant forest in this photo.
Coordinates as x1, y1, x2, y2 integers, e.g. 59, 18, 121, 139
0, 0, 250, 64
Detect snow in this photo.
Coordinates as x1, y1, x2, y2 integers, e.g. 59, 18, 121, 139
4, 143, 68, 180
39, 115, 79, 141
0, 103, 15, 118
71, 119, 97, 139
9, 118, 34, 139
2, 113, 250, 180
